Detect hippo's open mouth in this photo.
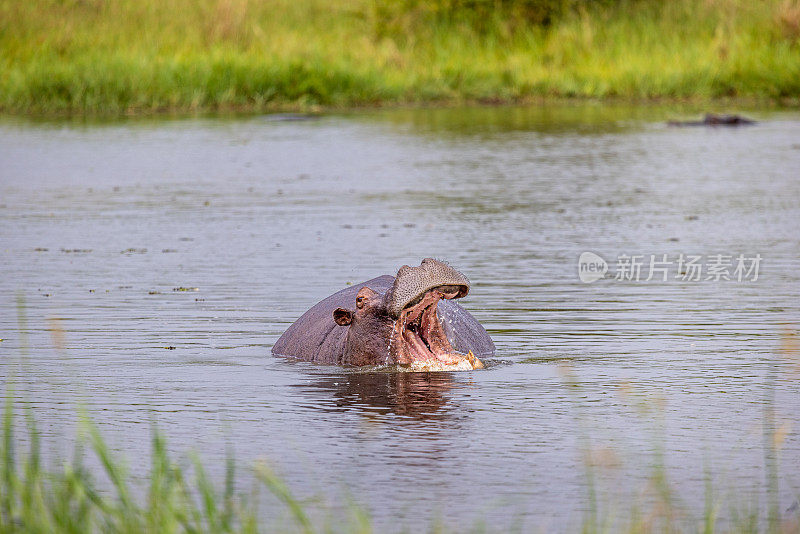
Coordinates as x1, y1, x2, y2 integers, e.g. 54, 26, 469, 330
393, 285, 483, 371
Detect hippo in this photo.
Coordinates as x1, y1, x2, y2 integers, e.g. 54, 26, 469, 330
667, 113, 755, 127
272, 258, 494, 371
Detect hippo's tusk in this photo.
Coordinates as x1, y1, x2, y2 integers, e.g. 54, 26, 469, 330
467, 350, 484, 370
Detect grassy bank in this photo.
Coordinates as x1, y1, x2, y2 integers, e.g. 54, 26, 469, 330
1, 0, 799, 115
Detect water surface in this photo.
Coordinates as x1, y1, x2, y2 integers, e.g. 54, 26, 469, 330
1, 105, 799, 531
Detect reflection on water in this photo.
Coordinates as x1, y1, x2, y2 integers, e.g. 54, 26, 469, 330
0, 105, 799, 531
301, 372, 460, 420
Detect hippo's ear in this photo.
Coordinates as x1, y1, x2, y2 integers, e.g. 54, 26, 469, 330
333, 308, 353, 326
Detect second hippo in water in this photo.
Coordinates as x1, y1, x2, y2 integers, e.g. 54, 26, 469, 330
667, 113, 755, 127
272, 259, 494, 371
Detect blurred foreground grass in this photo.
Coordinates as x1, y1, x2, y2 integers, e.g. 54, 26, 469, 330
1, 332, 798, 532
2, 388, 798, 533
2, 299, 799, 532
1, 0, 799, 115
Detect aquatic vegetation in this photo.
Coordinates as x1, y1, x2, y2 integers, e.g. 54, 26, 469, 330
1, 0, 799, 115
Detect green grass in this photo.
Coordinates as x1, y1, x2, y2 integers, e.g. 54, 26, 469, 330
0, 392, 332, 533
1, 390, 796, 534
4, 345, 800, 534
1, 0, 799, 115
3, 303, 799, 532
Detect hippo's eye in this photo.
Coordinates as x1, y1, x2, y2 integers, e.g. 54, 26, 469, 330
356, 296, 366, 309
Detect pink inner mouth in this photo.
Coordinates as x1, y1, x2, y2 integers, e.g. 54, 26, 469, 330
393, 287, 482, 369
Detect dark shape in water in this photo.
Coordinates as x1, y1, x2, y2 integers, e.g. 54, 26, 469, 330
264, 113, 321, 122
668, 113, 755, 127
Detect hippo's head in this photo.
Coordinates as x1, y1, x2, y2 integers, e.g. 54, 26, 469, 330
332, 258, 484, 370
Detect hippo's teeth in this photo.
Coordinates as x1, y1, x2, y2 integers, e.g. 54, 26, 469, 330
391, 289, 482, 371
